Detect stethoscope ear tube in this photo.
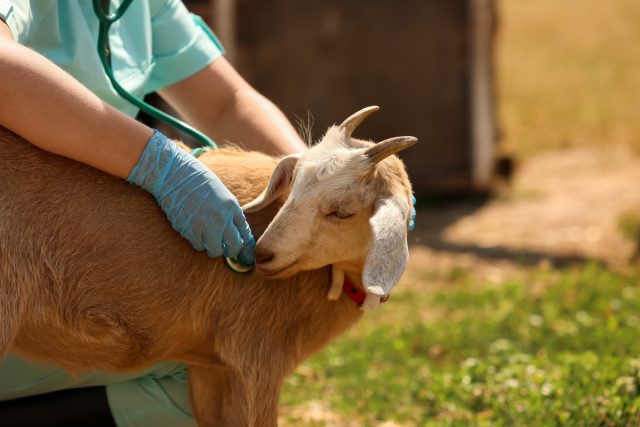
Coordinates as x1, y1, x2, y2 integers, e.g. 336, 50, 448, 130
92, 0, 217, 150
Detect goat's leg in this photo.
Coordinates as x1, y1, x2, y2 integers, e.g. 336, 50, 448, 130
235, 367, 283, 427
190, 364, 265, 427
189, 365, 282, 427
189, 364, 239, 427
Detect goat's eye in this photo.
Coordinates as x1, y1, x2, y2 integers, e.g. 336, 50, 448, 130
327, 210, 354, 220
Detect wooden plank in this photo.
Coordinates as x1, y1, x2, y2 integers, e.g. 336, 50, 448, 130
212, 0, 237, 65
469, 0, 497, 190
236, 0, 473, 193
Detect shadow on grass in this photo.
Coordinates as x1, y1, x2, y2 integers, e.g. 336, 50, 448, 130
411, 195, 600, 269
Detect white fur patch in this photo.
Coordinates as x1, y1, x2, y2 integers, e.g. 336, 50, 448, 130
362, 197, 410, 297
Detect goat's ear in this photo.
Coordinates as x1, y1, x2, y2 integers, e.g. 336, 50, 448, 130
243, 153, 301, 213
362, 196, 410, 305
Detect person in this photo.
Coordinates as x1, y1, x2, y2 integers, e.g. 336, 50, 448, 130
0, 0, 306, 426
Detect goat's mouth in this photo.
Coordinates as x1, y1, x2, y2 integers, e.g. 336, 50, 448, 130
256, 259, 300, 278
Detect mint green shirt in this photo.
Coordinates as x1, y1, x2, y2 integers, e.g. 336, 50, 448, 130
0, 0, 224, 117
0, 1, 224, 426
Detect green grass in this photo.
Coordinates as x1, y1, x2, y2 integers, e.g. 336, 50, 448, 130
280, 264, 640, 426
618, 210, 640, 258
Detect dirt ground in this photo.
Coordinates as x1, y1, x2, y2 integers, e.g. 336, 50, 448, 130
407, 146, 640, 283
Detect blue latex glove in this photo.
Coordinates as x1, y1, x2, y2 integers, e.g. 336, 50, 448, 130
128, 130, 255, 264
409, 195, 416, 231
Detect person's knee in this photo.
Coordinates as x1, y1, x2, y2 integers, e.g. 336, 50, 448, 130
106, 367, 196, 427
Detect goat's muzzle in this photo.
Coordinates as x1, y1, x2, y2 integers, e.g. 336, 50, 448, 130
254, 247, 275, 265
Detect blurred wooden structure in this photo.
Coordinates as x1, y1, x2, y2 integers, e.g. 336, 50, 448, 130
187, 0, 498, 194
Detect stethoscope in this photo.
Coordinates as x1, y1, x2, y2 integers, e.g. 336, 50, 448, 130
93, 0, 253, 273
92, 0, 217, 151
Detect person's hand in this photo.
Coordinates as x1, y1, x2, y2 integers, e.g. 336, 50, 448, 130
128, 130, 255, 264
409, 195, 416, 231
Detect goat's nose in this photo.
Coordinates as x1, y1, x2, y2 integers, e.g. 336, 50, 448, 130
254, 247, 275, 264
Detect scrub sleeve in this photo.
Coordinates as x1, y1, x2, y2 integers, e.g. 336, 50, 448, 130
0, 1, 224, 426
0, 0, 224, 117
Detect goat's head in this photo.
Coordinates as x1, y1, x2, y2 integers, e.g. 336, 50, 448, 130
244, 106, 416, 308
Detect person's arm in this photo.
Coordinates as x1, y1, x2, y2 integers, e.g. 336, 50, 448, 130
0, 21, 254, 262
0, 20, 152, 179
158, 57, 307, 156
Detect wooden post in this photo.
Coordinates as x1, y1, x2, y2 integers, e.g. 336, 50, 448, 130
212, 0, 237, 65
469, 0, 497, 190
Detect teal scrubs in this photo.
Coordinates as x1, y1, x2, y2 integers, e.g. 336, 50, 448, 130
0, 0, 224, 117
0, 1, 224, 425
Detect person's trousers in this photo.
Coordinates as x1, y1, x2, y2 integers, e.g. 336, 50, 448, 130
0, 354, 197, 427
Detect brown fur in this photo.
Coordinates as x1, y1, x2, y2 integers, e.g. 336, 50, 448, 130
0, 124, 411, 426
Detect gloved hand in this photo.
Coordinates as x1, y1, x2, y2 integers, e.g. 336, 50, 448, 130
409, 195, 416, 231
128, 130, 255, 264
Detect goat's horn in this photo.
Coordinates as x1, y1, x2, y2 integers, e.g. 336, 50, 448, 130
338, 106, 380, 137
364, 136, 418, 164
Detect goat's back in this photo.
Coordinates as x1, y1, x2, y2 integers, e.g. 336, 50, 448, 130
0, 129, 360, 375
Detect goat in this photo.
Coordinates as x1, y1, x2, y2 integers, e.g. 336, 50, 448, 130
0, 106, 416, 426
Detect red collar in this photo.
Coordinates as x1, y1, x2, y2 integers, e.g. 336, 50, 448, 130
343, 277, 388, 306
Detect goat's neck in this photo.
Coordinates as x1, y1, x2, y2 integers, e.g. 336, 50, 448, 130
181, 264, 362, 373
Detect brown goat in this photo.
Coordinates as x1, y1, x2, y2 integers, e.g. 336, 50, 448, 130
0, 107, 415, 426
